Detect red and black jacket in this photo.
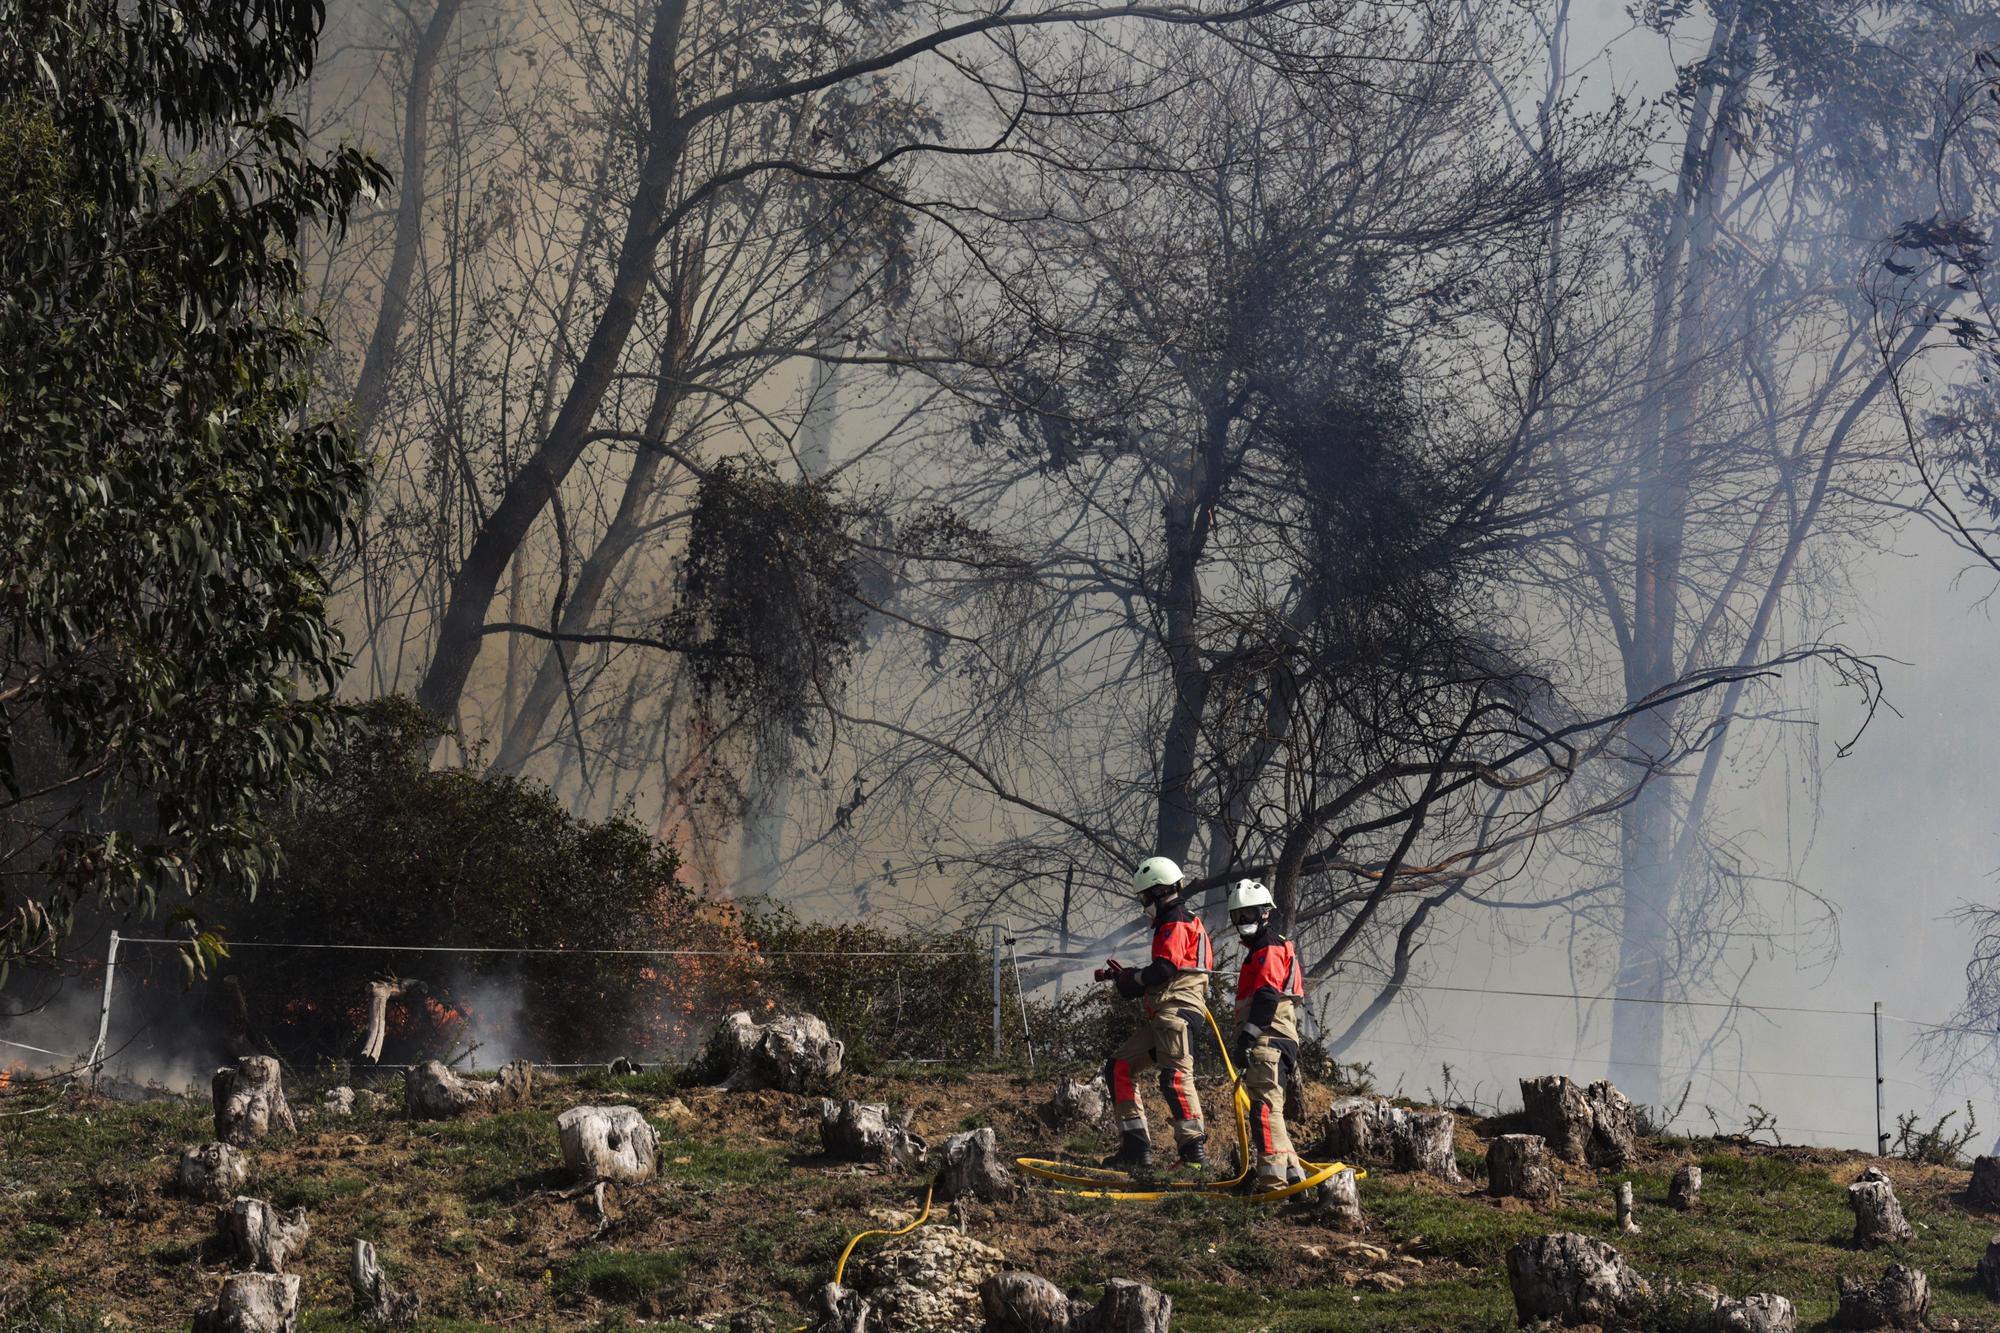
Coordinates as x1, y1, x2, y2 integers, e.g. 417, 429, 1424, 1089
1234, 931, 1305, 1031
1113, 902, 1214, 1000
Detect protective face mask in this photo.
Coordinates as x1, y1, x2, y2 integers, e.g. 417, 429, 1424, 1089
1237, 922, 1260, 943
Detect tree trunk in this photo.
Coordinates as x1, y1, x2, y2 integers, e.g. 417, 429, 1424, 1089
1315, 1165, 1363, 1229
414, 2, 690, 725
350, 0, 466, 448
1609, 0, 1755, 1103
1520, 1075, 1638, 1169
1976, 1236, 2000, 1301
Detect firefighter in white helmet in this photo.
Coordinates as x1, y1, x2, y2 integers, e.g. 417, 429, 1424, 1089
1227, 877, 1307, 1191
1091, 855, 1215, 1172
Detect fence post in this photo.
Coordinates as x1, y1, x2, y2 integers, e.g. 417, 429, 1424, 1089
991, 925, 1003, 1060
1873, 1000, 1886, 1156
90, 930, 121, 1086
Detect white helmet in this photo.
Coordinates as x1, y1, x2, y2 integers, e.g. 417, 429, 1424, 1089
1228, 879, 1274, 942
1226, 879, 1274, 913
1132, 856, 1184, 897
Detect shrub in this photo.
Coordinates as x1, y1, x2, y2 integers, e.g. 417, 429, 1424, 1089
216, 697, 754, 1065
734, 903, 994, 1065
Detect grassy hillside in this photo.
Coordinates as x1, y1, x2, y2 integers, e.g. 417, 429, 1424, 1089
3, 1066, 1997, 1331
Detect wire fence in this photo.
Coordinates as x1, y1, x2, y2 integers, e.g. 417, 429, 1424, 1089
5, 931, 1996, 1160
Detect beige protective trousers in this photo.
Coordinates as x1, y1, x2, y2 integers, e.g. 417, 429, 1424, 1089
1242, 1037, 1300, 1185
1106, 1007, 1206, 1147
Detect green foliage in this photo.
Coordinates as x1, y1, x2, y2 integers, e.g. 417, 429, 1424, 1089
738, 902, 995, 1064
665, 460, 864, 739
222, 697, 715, 1063
0, 0, 387, 979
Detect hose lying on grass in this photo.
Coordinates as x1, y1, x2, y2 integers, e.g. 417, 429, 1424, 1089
1015, 1004, 1361, 1202
800, 1007, 1360, 1328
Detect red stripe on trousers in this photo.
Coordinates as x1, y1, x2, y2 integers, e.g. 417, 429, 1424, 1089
1111, 1059, 1135, 1105
1167, 1070, 1191, 1121
1257, 1102, 1275, 1153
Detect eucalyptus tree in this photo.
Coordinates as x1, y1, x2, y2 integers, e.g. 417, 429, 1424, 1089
1522, 0, 2000, 1098
380, 0, 1323, 749
0, 0, 385, 977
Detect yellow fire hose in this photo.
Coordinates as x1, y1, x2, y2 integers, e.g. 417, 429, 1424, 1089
1015, 1005, 1362, 1203
794, 1009, 1359, 1328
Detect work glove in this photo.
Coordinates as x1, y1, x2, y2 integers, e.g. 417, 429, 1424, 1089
1232, 1023, 1262, 1070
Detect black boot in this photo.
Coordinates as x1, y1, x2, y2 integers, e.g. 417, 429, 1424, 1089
1101, 1129, 1152, 1170
1177, 1139, 1208, 1173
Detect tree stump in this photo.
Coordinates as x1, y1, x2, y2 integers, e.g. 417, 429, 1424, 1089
1670, 1163, 1702, 1212
323, 1087, 355, 1117
1044, 1075, 1108, 1130
212, 1058, 295, 1145
1519, 1075, 1638, 1169
818, 1100, 927, 1172
1849, 1166, 1914, 1248
1834, 1264, 1929, 1329
558, 1105, 659, 1184
811, 1282, 874, 1333
1616, 1180, 1640, 1234
1088, 1278, 1172, 1333
709, 1011, 845, 1093
939, 1127, 1018, 1203
1971, 1156, 2000, 1211
349, 1239, 419, 1327
194, 1272, 300, 1333
403, 1059, 532, 1119
1504, 1232, 1651, 1329
1317, 1096, 1461, 1182
1486, 1135, 1557, 1203
179, 1142, 248, 1202
222, 1197, 310, 1272
980, 1272, 1086, 1333
1978, 1235, 2000, 1302
494, 1059, 533, 1108
1713, 1292, 1798, 1333
1315, 1166, 1363, 1229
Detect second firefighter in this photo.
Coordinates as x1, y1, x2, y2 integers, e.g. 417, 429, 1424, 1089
1228, 878, 1307, 1191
